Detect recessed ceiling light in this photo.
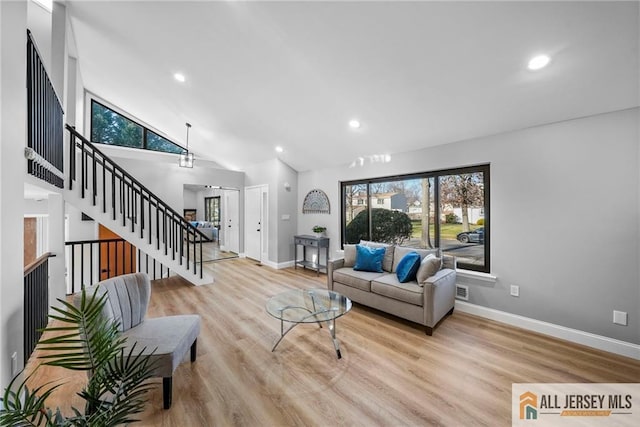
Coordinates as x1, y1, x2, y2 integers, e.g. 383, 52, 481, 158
275, 146, 284, 153
174, 73, 186, 82
349, 119, 361, 129
527, 55, 551, 71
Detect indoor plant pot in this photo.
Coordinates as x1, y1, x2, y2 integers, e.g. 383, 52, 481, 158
312, 226, 326, 238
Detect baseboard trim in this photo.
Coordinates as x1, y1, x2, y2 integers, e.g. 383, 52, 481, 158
260, 260, 295, 269
277, 260, 295, 269
261, 260, 277, 269
455, 301, 640, 360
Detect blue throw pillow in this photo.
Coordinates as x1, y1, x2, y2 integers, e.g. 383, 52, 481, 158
396, 251, 421, 283
353, 244, 386, 273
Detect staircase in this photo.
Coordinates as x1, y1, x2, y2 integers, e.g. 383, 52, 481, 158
64, 125, 213, 286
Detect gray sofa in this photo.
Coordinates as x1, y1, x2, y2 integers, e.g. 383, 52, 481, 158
189, 221, 218, 242
327, 242, 456, 335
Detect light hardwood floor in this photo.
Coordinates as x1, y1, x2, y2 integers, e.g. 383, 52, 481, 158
26, 258, 640, 426
198, 241, 239, 262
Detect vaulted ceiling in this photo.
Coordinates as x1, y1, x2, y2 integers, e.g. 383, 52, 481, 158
66, 1, 639, 172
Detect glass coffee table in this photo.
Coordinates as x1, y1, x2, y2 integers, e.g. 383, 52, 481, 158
266, 288, 352, 359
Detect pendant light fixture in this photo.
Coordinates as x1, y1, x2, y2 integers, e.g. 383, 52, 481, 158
179, 122, 194, 168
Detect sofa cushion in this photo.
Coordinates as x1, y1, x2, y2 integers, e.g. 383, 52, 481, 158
392, 246, 439, 272
122, 314, 200, 378
396, 251, 421, 283
416, 254, 443, 284
343, 244, 357, 267
360, 241, 394, 272
333, 267, 386, 292
371, 274, 424, 306
354, 244, 386, 273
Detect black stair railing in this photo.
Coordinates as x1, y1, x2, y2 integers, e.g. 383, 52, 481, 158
65, 239, 171, 294
27, 30, 64, 188
24, 252, 54, 363
66, 125, 209, 280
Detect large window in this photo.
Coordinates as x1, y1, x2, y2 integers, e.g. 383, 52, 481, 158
90, 100, 184, 155
204, 196, 221, 229
341, 164, 490, 272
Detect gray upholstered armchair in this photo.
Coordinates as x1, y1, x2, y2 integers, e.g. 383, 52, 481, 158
81, 272, 200, 409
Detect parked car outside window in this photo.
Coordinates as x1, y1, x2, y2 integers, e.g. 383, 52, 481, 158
457, 227, 484, 244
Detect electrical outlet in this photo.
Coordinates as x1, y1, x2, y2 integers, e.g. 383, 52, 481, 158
613, 310, 628, 326
11, 352, 17, 376
510, 285, 520, 297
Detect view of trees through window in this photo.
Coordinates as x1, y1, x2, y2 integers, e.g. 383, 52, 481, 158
91, 100, 184, 155
341, 165, 489, 272
91, 101, 143, 148
146, 130, 183, 154
205, 197, 221, 229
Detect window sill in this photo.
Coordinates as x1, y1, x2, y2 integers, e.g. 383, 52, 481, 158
456, 269, 497, 283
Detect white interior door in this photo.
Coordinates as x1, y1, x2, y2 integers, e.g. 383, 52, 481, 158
223, 190, 240, 253
244, 186, 262, 261
260, 189, 269, 263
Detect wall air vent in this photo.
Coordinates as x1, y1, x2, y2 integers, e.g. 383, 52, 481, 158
456, 284, 469, 301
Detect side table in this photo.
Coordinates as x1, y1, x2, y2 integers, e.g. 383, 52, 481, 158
294, 235, 329, 276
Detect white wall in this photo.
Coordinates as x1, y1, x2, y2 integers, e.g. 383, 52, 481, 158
244, 158, 299, 264
276, 160, 298, 263
27, 0, 52, 69
298, 108, 640, 345
0, 0, 28, 389
183, 187, 197, 212
65, 203, 97, 242
24, 198, 49, 215
47, 193, 65, 310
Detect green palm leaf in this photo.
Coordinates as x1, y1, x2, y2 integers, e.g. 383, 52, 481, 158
80, 344, 156, 426
37, 288, 123, 374
1, 285, 157, 425
0, 374, 60, 427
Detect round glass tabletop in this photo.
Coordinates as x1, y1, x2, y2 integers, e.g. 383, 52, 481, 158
266, 288, 352, 323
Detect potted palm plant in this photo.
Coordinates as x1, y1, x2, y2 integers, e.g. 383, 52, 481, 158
0, 287, 155, 426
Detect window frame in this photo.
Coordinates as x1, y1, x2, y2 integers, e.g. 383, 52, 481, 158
340, 164, 490, 273
204, 196, 221, 228
90, 99, 186, 155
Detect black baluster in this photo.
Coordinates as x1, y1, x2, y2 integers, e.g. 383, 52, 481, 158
90, 244, 94, 285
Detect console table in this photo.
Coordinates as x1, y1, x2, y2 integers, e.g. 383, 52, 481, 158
294, 235, 330, 276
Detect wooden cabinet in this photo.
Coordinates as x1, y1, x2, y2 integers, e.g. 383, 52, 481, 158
294, 235, 329, 276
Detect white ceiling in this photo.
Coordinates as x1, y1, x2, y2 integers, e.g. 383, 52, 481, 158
66, 1, 639, 172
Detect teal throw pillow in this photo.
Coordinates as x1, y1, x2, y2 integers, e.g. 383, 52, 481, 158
396, 251, 421, 283
353, 244, 386, 273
